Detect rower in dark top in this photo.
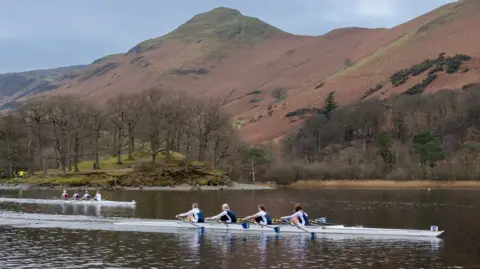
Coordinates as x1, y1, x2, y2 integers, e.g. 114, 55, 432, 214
206, 203, 237, 223
244, 204, 272, 225
82, 191, 91, 200
280, 203, 310, 227
61, 190, 68, 200
176, 203, 205, 223
72, 191, 80, 200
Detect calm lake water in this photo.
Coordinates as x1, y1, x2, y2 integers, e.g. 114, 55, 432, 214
0, 188, 479, 269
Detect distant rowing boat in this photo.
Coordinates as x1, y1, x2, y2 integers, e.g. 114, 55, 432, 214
113, 220, 443, 237
0, 197, 136, 207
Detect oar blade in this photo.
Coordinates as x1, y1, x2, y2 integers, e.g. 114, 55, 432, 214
200, 226, 205, 233
242, 222, 249, 229
274, 226, 280, 234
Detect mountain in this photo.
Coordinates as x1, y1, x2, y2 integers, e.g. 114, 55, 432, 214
3, 3, 480, 143
0, 65, 87, 110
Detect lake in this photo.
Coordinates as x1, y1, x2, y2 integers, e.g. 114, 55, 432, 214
0, 188, 479, 268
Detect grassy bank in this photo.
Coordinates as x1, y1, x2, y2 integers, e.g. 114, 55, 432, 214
290, 180, 480, 189
2, 152, 230, 189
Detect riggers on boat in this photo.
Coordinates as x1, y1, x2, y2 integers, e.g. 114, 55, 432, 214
0, 197, 136, 207
113, 219, 444, 238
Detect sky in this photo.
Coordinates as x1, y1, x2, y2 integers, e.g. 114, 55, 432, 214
0, 0, 455, 74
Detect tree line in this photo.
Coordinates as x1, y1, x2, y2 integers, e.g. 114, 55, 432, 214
280, 85, 480, 182
0, 88, 243, 178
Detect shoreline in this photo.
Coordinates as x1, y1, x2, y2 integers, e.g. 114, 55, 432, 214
0, 182, 274, 191
289, 180, 480, 189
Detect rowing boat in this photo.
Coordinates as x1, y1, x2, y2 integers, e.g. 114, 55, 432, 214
113, 220, 443, 237
0, 197, 136, 207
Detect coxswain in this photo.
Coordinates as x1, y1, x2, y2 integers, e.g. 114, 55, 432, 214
82, 190, 91, 200
280, 203, 310, 226
206, 203, 237, 223
72, 191, 80, 200
61, 190, 68, 200
176, 203, 205, 223
243, 204, 272, 225
93, 191, 102, 201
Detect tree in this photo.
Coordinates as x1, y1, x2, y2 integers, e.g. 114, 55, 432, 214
44, 97, 80, 175
344, 58, 353, 67
241, 146, 273, 182
376, 132, 395, 172
19, 101, 48, 176
271, 87, 287, 101
413, 132, 444, 168
137, 88, 167, 168
106, 94, 128, 164
192, 98, 229, 162
0, 116, 27, 178
323, 91, 338, 119
123, 94, 143, 160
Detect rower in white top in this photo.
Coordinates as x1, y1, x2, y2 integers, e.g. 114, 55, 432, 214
82, 191, 91, 200
72, 191, 80, 200
176, 203, 205, 223
93, 191, 102, 201
243, 204, 272, 225
281, 203, 310, 226
61, 190, 68, 200
206, 203, 237, 223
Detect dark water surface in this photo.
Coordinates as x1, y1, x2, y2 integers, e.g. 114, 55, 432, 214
0, 188, 479, 268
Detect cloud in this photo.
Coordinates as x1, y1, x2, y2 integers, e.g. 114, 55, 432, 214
355, 0, 397, 17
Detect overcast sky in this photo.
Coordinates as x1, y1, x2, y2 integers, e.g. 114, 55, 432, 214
0, 0, 455, 74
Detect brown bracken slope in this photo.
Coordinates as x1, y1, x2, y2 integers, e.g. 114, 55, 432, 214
24, 1, 480, 143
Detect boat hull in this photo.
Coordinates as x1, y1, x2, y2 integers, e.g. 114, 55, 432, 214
113, 220, 443, 237
0, 197, 136, 207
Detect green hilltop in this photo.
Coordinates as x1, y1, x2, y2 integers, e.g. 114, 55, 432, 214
129, 7, 287, 53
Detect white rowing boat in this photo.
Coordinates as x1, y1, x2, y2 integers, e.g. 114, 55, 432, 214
113, 220, 443, 237
0, 197, 136, 207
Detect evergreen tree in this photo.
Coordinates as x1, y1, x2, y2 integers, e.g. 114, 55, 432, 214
323, 91, 338, 119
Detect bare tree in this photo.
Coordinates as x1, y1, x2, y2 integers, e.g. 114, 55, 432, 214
137, 88, 167, 168
271, 87, 287, 101
19, 101, 48, 176
0, 116, 27, 178
44, 97, 80, 175
124, 94, 143, 160
106, 94, 128, 164
192, 98, 229, 162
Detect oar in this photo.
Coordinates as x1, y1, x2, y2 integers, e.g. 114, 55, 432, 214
176, 216, 205, 233
281, 219, 316, 238
241, 219, 280, 233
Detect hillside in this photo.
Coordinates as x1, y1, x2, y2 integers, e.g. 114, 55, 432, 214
4, 2, 480, 143
0, 65, 87, 110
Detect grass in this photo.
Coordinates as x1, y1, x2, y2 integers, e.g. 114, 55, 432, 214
130, 7, 284, 53
5, 151, 226, 188
290, 180, 480, 189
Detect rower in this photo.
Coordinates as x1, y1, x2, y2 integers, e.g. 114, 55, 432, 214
206, 203, 237, 223
93, 191, 102, 201
243, 204, 272, 225
280, 203, 310, 226
61, 190, 68, 200
72, 191, 80, 200
82, 191, 91, 200
176, 203, 205, 223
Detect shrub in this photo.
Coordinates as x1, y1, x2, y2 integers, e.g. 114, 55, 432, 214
247, 90, 262, 95
285, 107, 322, 118
361, 84, 383, 100
391, 69, 412, 86
249, 97, 263, 103
404, 83, 425, 95
422, 74, 438, 87
411, 60, 433, 76
428, 66, 444, 75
